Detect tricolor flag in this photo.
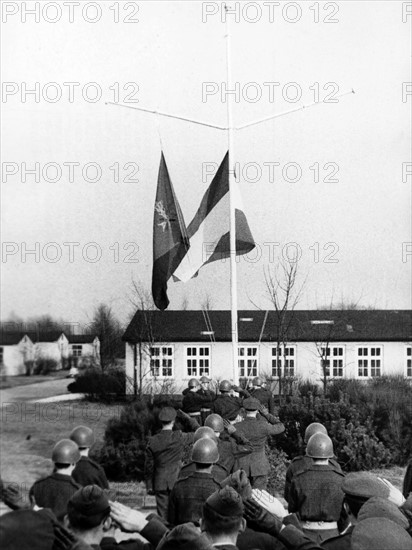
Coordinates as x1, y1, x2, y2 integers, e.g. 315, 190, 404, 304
173, 151, 255, 282
152, 153, 189, 310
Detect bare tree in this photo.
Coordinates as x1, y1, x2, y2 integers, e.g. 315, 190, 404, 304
128, 280, 165, 397
89, 304, 122, 371
261, 258, 306, 401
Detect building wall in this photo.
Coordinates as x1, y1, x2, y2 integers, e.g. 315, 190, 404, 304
125, 340, 412, 394
34, 335, 69, 368
0, 338, 34, 376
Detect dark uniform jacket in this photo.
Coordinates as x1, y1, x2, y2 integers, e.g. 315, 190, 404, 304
144, 429, 196, 492
235, 417, 285, 476
249, 387, 275, 414
403, 460, 412, 498
212, 395, 243, 421
321, 525, 354, 550
288, 464, 345, 521
182, 390, 213, 414
72, 456, 109, 489
237, 527, 287, 550
218, 432, 253, 473
178, 461, 228, 483
29, 472, 81, 521
168, 471, 221, 526
284, 455, 342, 503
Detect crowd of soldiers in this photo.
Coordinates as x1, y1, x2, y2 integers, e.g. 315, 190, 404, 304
1, 375, 412, 549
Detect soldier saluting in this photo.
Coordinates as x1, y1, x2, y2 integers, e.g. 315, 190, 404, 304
144, 406, 198, 520
70, 425, 109, 490
234, 397, 285, 490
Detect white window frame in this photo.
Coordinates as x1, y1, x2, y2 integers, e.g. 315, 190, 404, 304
238, 345, 259, 377
406, 346, 412, 378
149, 345, 174, 378
72, 344, 82, 357
271, 345, 296, 377
185, 346, 211, 377
357, 346, 383, 378
320, 346, 345, 378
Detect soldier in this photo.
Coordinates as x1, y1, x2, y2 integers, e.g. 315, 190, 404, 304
67, 485, 169, 549
178, 426, 228, 482
322, 472, 393, 550
199, 375, 215, 424
182, 378, 213, 424
248, 376, 275, 414
144, 406, 198, 521
168, 438, 221, 526
212, 380, 248, 421
205, 413, 253, 474
234, 397, 285, 490
30, 439, 81, 522
284, 422, 342, 505
70, 426, 109, 490
288, 432, 345, 544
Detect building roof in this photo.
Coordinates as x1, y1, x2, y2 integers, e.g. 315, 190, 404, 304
0, 333, 32, 346
67, 334, 98, 344
24, 331, 66, 343
123, 310, 412, 344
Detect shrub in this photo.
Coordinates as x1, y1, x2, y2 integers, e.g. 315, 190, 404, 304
96, 397, 188, 481
33, 358, 58, 375
68, 368, 128, 402
266, 443, 289, 495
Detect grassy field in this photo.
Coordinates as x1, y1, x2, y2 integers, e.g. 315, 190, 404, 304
0, 400, 147, 506
0, 371, 68, 390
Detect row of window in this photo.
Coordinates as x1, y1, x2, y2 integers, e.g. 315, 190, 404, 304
148, 345, 412, 379
0, 344, 85, 364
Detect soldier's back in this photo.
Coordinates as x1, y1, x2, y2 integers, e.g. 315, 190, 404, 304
213, 395, 242, 420
168, 471, 221, 525
72, 456, 109, 489
30, 473, 81, 521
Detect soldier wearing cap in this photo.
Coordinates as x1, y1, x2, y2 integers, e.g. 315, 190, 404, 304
144, 406, 199, 521
182, 378, 214, 424
30, 439, 82, 522
234, 397, 285, 490
205, 413, 253, 474
70, 426, 109, 490
67, 485, 169, 549
168, 438, 221, 526
212, 380, 249, 421
200, 486, 246, 549
284, 422, 342, 505
288, 432, 345, 544
199, 375, 215, 424
322, 472, 392, 550
248, 376, 276, 415
178, 426, 228, 482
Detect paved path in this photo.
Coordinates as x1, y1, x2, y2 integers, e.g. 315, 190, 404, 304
0, 377, 75, 405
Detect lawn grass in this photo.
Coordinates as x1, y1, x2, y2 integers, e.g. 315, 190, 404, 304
0, 371, 68, 390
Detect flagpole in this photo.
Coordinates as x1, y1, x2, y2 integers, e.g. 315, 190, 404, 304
225, 4, 239, 386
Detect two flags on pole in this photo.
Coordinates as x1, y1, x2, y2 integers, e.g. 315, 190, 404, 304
152, 151, 255, 310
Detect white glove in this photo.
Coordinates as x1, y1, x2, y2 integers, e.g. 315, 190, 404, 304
376, 477, 405, 506
251, 489, 287, 518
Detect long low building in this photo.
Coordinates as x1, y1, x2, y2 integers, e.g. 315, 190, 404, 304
122, 309, 412, 394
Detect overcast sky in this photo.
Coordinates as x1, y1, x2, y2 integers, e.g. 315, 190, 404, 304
1, 1, 411, 327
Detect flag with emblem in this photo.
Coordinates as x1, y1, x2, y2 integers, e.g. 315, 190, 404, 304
152, 152, 189, 310
173, 151, 255, 282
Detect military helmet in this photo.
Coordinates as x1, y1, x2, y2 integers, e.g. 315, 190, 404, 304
304, 422, 327, 444
191, 438, 219, 464
252, 376, 263, 386
205, 413, 224, 433
194, 426, 218, 443
219, 380, 232, 392
52, 439, 81, 464
200, 376, 211, 384
188, 378, 200, 388
70, 426, 95, 448
306, 432, 334, 459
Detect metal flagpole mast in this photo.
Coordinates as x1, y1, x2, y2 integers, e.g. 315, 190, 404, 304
225, 4, 239, 385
